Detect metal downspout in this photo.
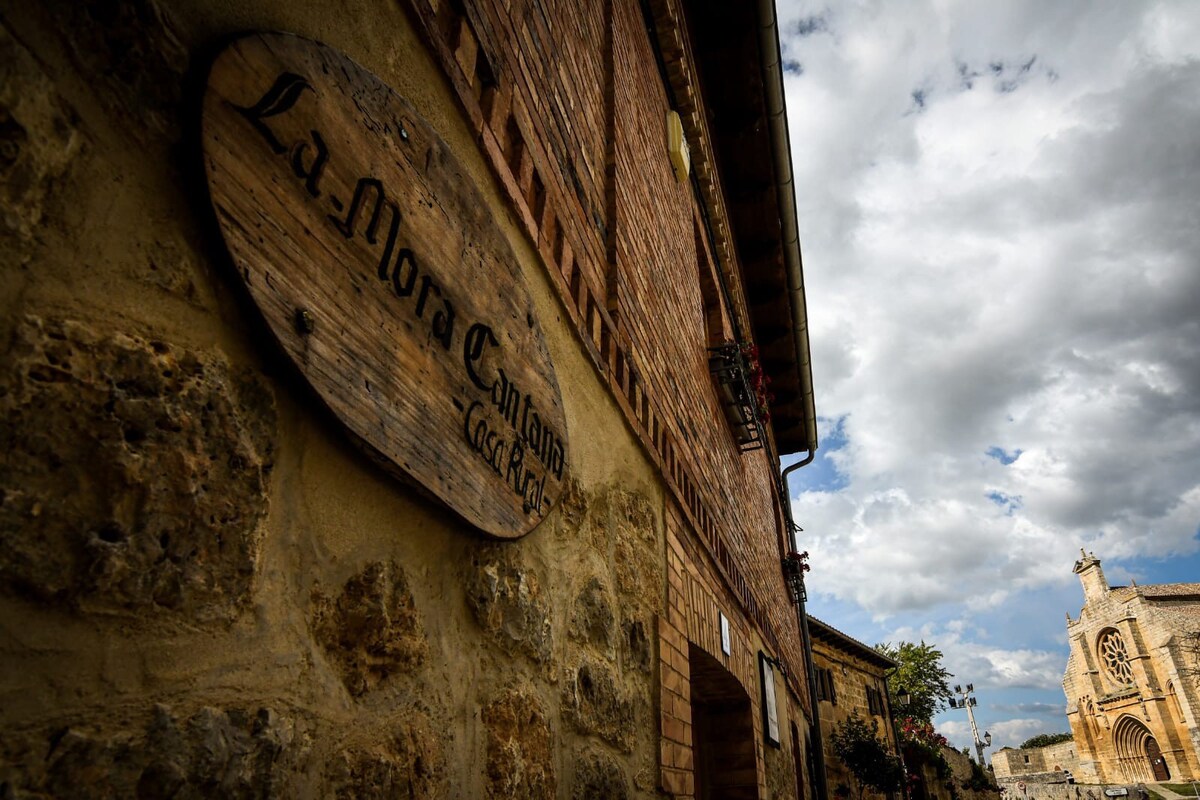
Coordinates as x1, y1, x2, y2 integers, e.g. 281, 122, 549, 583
782, 453, 827, 800
884, 666, 910, 800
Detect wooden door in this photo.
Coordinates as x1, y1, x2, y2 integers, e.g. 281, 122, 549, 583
1146, 736, 1170, 781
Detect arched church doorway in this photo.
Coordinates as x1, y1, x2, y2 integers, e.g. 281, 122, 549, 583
1112, 715, 1171, 782
689, 643, 756, 800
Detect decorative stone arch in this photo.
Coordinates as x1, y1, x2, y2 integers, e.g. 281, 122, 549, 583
1078, 697, 1094, 733
1166, 680, 1185, 719
1111, 714, 1170, 782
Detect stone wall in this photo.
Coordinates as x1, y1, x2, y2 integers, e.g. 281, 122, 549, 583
913, 746, 1001, 800
0, 0, 809, 797
810, 625, 899, 800
994, 742, 1081, 780
0, 1, 670, 796
998, 778, 1149, 800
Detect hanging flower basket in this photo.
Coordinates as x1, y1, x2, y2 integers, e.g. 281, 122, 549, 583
707, 341, 771, 452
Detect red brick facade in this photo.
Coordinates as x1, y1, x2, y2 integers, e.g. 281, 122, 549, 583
406, 1, 815, 796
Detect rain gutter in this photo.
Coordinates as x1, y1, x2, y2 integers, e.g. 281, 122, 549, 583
757, 0, 818, 457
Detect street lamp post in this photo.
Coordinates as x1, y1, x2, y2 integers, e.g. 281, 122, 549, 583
948, 683, 992, 766
891, 686, 913, 800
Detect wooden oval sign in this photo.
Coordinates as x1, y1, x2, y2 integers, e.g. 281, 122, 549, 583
202, 33, 569, 538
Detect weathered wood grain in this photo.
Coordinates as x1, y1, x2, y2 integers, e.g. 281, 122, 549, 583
202, 33, 569, 538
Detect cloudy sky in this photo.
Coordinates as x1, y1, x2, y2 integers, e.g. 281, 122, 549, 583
776, 0, 1200, 754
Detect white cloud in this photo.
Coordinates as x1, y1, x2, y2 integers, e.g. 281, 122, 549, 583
781, 0, 1200, 617
779, 0, 1200, 764
885, 623, 1065, 691
976, 718, 1054, 753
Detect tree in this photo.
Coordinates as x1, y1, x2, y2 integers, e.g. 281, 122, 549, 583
1019, 733, 1073, 749
875, 641, 953, 726
1179, 630, 1200, 680
831, 713, 905, 800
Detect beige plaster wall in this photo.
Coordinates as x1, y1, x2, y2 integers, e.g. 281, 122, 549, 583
0, 1, 670, 796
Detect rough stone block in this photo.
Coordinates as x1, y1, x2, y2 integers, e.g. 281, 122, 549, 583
0, 704, 304, 798
562, 660, 636, 752
482, 686, 555, 800
622, 618, 652, 673
552, 477, 587, 536
0, 316, 275, 619
571, 749, 629, 800
324, 710, 445, 799
49, 0, 187, 144
570, 576, 615, 650
0, 23, 82, 241
311, 560, 428, 697
465, 546, 552, 663
608, 488, 658, 600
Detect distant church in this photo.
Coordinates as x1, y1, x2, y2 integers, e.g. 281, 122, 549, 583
1063, 552, 1200, 783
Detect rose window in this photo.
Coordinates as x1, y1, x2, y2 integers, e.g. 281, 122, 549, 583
1098, 630, 1134, 685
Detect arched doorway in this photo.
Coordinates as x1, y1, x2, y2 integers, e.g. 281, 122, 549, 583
689, 643, 756, 800
1111, 715, 1171, 782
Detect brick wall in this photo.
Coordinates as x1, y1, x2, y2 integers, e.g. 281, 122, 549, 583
391, 3, 813, 796
659, 501, 807, 799
405, 0, 807, 673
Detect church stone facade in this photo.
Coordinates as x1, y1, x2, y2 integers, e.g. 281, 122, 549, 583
1063, 553, 1200, 783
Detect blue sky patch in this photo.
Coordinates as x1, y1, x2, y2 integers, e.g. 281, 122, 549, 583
986, 490, 1022, 514
986, 446, 1022, 465
792, 14, 829, 37
787, 416, 850, 493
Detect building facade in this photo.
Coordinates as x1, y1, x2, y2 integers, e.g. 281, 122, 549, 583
992, 740, 1081, 785
0, 0, 821, 798
809, 616, 901, 798
1063, 553, 1200, 784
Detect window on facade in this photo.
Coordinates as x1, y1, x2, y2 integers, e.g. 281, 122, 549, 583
815, 667, 837, 705
1097, 629, 1135, 685
865, 685, 885, 716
